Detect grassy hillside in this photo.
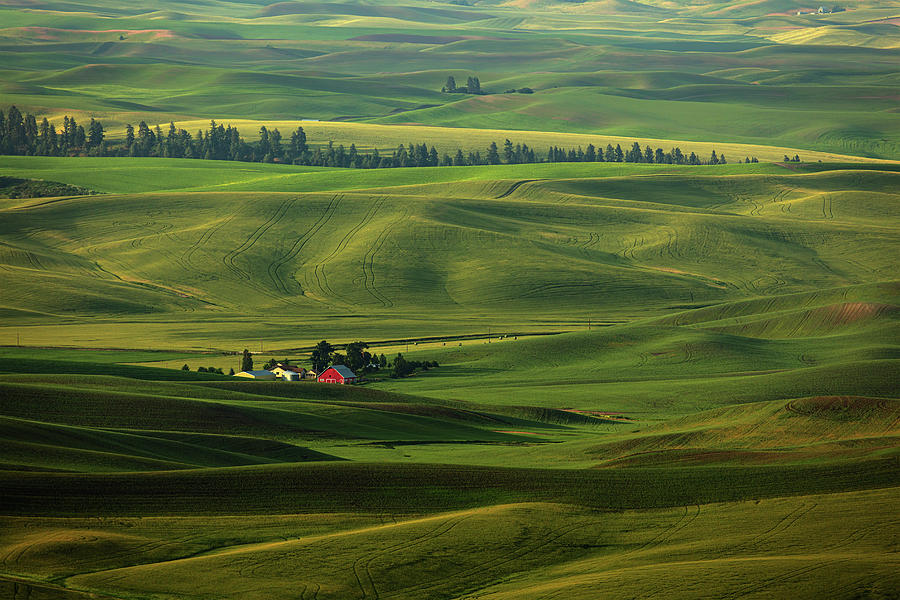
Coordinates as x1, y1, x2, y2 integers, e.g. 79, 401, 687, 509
0, 0, 898, 158
0, 489, 894, 599
0, 159, 895, 351
0, 268, 897, 599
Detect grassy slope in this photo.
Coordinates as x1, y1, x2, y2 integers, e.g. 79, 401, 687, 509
0, 0, 897, 158
0, 160, 896, 352
0, 490, 895, 599
372, 282, 899, 409
0, 274, 897, 598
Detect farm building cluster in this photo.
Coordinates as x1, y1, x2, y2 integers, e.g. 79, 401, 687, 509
235, 362, 358, 384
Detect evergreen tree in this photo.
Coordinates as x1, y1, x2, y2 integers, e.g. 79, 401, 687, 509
24, 113, 37, 153
270, 128, 283, 160
6, 106, 25, 153
74, 125, 86, 149
615, 144, 624, 163
87, 118, 104, 149
444, 75, 457, 92
503, 138, 514, 163
241, 349, 253, 372
628, 142, 642, 163
709, 150, 719, 165
487, 141, 500, 165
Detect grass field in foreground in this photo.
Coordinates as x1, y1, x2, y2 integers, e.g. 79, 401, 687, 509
1, 489, 895, 599
0, 258, 897, 599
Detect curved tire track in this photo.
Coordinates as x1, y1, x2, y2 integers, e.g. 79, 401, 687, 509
222, 197, 296, 283
267, 194, 343, 295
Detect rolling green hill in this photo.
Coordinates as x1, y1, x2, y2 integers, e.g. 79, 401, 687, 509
0, 0, 898, 158
0, 160, 896, 351
1, 1, 898, 598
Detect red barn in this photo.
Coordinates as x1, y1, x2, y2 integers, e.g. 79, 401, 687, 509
317, 365, 358, 384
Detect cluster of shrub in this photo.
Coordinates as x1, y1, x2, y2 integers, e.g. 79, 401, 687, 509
182, 364, 230, 375
1, 106, 767, 168
0, 176, 93, 199
389, 353, 439, 379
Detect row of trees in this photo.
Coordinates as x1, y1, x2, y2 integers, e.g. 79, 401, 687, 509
1, 106, 768, 168
0, 106, 105, 156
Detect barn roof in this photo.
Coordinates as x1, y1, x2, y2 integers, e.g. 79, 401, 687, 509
242, 370, 275, 377
329, 365, 357, 378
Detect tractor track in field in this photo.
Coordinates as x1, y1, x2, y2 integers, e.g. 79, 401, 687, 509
581, 231, 600, 249
724, 502, 818, 560
726, 557, 844, 599
822, 195, 834, 220
826, 518, 899, 553
772, 186, 794, 205
515, 282, 599, 300
267, 194, 342, 295
361, 207, 403, 308
495, 179, 543, 199
182, 212, 239, 269
385, 519, 591, 599
222, 197, 296, 283
604, 504, 702, 596
352, 515, 470, 600
638, 504, 701, 557
299, 583, 320, 600
618, 235, 643, 260
309, 195, 380, 303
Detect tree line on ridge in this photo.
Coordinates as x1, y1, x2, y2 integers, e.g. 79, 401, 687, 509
0, 106, 768, 168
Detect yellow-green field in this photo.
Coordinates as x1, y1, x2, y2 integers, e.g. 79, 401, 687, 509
1, 0, 898, 597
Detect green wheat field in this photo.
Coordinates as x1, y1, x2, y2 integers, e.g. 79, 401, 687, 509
0, 0, 898, 598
